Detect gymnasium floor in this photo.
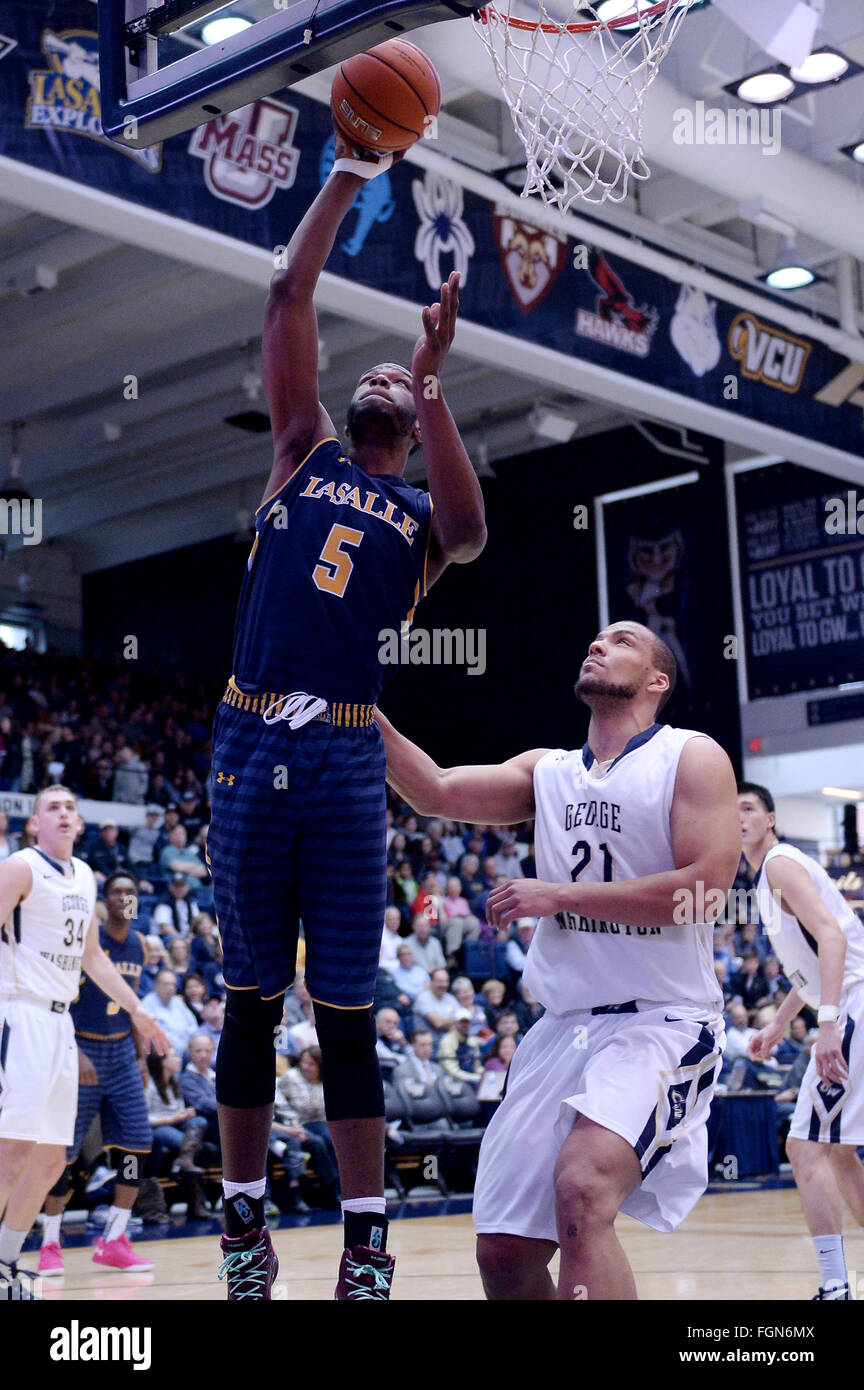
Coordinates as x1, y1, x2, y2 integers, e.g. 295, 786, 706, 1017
24, 1187, 863, 1301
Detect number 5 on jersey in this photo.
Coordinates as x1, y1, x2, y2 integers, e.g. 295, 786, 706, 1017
313, 524, 364, 598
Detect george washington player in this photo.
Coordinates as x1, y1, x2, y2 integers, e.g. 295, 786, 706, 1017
0, 786, 169, 1299
376, 620, 740, 1300
742, 782, 864, 1300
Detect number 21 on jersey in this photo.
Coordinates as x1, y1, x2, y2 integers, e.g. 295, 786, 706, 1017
571, 841, 614, 882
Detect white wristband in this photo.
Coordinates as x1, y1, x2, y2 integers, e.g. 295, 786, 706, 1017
817, 1004, 840, 1023
331, 154, 393, 180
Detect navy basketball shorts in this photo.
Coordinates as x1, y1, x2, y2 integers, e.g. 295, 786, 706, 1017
70, 1034, 153, 1161
208, 702, 387, 1008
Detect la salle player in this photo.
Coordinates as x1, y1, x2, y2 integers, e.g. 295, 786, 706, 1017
377, 621, 740, 1300
40, 871, 156, 1277
208, 124, 486, 1299
0, 787, 169, 1299
742, 783, 864, 1300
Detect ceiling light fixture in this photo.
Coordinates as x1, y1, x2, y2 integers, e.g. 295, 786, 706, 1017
734, 71, 795, 105
200, 16, 253, 45
822, 787, 863, 800
530, 406, 578, 444
726, 45, 860, 108
790, 49, 849, 84
763, 239, 816, 291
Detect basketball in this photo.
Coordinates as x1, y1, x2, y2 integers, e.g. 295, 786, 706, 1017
330, 38, 441, 155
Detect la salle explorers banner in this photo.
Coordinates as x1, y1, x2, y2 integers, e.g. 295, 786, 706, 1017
1, 0, 863, 460
735, 462, 864, 700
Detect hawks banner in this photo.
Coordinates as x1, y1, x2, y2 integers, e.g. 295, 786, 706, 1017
1, 0, 862, 464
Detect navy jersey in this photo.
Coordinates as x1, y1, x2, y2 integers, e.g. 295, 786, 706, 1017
232, 438, 434, 703
72, 924, 145, 1039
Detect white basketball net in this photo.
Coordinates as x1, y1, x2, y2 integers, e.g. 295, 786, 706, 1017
473, 1, 697, 210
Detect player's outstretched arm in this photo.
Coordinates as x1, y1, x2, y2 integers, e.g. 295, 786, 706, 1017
376, 708, 542, 823
411, 272, 487, 583
81, 916, 170, 1055
261, 129, 390, 483
0, 856, 33, 926
763, 856, 849, 1084
489, 736, 740, 930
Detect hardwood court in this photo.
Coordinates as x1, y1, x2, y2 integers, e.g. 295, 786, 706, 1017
29, 1188, 863, 1300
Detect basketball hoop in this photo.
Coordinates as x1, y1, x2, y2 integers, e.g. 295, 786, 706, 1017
473, 1, 697, 210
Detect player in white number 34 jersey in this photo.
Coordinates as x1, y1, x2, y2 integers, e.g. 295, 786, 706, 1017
0, 786, 169, 1300
378, 621, 740, 1299
742, 782, 864, 1301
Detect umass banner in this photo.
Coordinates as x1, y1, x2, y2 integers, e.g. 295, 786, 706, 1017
1, 0, 862, 460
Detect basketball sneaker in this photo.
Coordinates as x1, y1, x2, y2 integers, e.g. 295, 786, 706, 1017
38, 1242, 64, 1277
0, 1260, 40, 1300
334, 1246, 396, 1300
218, 1226, 279, 1300
92, 1233, 155, 1272
812, 1281, 850, 1300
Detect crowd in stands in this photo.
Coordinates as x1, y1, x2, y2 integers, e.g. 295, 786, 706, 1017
1, 644, 860, 1212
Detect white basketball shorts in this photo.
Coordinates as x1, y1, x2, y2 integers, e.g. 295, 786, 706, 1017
789, 980, 864, 1146
473, 1001, 724, 1241
0, 997, 78, 1145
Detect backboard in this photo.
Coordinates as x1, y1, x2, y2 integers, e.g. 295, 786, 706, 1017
99, 0, 476, 148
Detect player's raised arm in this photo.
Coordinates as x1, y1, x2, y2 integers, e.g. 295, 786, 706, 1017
489, 736, 740, 930
262, 130, 392, 482
376, 708, 542, 823
412, 272, 487, 583
81, 915, 170, 1055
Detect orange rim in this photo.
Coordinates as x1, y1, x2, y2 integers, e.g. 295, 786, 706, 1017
475, 2, 674, 34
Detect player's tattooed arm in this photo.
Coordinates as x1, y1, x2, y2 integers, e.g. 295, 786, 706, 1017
81, 915, 170, 1055
412, 272, 487, 581
376, 708, 542, 822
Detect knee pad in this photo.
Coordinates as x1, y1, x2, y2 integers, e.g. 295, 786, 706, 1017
313, 1002, 383, 1122
109, 1148, 148, 1190
216, 990, 284, 1109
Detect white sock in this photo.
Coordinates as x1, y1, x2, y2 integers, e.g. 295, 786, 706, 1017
41, 1214, 62, 1246
223, 1178, 266, 1201
813, 1233, 847, 1291
341, 1198, 387, 1215
103, 1206, 131, 1244
0, 1224, 27, 1266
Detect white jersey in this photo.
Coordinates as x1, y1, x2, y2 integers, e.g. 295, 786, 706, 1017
756, 843, 864, 1010
0, 847, 96, 1003
524, 725, 721, 1014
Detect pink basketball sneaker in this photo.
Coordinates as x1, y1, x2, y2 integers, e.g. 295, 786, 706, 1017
38, 1242, 64, 1277
92, 1233, 154, 1272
